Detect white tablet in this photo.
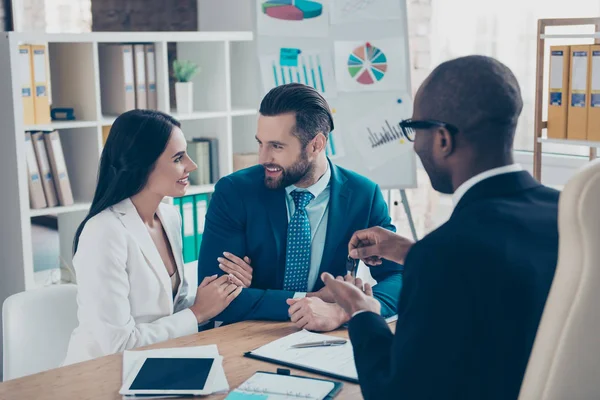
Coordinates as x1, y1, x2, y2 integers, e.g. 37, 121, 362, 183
119, 355, 219, 396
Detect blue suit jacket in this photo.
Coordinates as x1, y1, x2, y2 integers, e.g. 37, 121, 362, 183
197, 161, 403, 324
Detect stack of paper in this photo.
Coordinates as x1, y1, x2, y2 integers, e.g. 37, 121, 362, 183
120, 345, 229, 399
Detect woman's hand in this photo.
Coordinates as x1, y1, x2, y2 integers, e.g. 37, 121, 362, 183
217, 252, 253, 288
189, 274, 243, 323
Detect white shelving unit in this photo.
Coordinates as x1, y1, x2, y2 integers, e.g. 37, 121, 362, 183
0, 31, 257, 309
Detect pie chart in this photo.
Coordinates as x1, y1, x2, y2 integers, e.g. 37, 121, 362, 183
262, 0, 323, 21
347, 42, 387, 85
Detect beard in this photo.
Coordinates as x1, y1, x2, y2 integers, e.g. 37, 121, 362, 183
263, 149, 313, 190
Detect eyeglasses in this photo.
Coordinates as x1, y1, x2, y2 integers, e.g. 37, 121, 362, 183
399, 119, 459, 142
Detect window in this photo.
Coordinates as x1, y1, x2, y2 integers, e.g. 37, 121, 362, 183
430, 0, 600, 156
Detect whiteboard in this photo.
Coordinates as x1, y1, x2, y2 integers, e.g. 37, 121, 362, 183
254, 0, 416, 189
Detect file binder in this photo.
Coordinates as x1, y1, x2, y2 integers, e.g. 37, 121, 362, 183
588, 45, 600, 142
30, 44, 51, 125
568, 45, 591, 140
99, 44, 136, 115
31, 131, 58, 207
133, 44, 147, 109
44, 131, 74, 206
25, 132, 47, 209
194, 194, 209, 255
19, 45, 36, 126
181, 196, 197, 263
548, 46, 570, 139
144, 44, 158, 110
193, 138, 219, 184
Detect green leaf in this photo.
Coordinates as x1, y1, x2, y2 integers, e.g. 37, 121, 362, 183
173, 59, 200, 82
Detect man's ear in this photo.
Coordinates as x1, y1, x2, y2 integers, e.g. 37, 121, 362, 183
311, 133, 327, 154
437, 128, 455, 158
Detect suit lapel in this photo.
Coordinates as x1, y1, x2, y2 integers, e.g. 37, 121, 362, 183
264, 186, 289, 286
318, 163, 351, 283
452, 171, 542, 218
114, 199, 172, 304
157, 204, 182, 307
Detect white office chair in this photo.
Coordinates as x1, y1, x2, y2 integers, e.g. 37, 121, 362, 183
2, 284, 78, 381
519, 159, 600, 399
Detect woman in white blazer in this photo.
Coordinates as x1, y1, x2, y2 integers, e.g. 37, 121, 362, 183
62, 110, 243, 365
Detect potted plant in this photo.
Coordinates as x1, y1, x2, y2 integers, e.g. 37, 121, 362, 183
173, 59, 199, 114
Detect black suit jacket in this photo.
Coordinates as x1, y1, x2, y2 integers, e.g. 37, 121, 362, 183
348, 171, 560, 400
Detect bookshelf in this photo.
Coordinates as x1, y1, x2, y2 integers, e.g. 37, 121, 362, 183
0, 30, 257, 308
533, 18, 600, 181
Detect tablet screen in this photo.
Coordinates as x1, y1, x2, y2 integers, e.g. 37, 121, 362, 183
129, 358, 215, 391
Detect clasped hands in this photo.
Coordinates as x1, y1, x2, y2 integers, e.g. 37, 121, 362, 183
217, 226, 414, 331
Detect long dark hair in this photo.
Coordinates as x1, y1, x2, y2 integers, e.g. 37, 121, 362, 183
73, 109, 181, 254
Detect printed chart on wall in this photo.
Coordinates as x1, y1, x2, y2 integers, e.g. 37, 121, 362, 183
334, 38, 407, 93
259, 47, 338, 98
325, 108, 345, 159
330, 0, 403, 24
256, 0, 329, 37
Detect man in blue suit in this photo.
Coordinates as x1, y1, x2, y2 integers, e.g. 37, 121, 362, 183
197, 83, 403, 332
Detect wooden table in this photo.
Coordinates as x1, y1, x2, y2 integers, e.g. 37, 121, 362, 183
0, 321, 368, 399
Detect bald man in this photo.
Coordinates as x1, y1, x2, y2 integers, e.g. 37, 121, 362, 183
321, 55, 560, 399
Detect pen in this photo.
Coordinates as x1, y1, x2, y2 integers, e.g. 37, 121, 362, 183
290, 339, 347, 349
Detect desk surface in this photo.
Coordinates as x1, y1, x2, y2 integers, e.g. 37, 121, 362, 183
0, 321, 380, 399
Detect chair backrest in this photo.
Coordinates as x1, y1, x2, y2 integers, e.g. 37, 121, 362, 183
2, 284, 78, 381
519, 159, 600, 399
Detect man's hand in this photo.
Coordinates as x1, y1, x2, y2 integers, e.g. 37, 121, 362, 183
321, 272, 381, 317
217, 252, 253, 288
286, 297, 350, 332
309, 274, 369, 303
349, 226, 414, 266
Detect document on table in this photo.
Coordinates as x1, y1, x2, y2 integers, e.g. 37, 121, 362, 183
245, 330, 358, 382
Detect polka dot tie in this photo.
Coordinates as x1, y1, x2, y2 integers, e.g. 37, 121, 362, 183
283, 190, 315, 292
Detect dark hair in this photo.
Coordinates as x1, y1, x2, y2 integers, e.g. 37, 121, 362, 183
259, 83, 334, 146
417, 55, 523, 151
73, 109, 181, 254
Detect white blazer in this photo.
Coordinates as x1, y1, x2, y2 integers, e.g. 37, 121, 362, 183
62, 198, 198, 365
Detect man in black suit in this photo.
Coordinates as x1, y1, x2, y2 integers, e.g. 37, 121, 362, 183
321, 55, 560, 400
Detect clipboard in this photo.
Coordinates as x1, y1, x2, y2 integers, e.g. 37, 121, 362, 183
243, 352, 359, 384
226, 369, 343, 399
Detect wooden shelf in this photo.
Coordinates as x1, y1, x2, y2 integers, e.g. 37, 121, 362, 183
9, 31, 253, 44
29, 203, 91, 217
231, 108, 258, 117
183, 184, 216, 196
540, 33, 600, 39
24, 120, 98, 131
169, 110, 228, 121
538, 138, 600, 147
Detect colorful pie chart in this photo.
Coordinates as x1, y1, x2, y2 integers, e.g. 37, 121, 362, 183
262, 0, 323, 21
347, 42, 387, 85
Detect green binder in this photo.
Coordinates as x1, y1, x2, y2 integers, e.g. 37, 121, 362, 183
194, 194, 209, 256
181, 196, 197, 263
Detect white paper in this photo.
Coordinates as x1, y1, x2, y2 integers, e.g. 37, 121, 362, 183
20, 49, 32, 89
592, 53, 600, 90
51, 137, 68, 174
550, 54, 564, 90
121, 345, 228, 399
256, 0, 329, 38
33, 50, 46, 82
571, 51, 588, 91
235, 372, 335, 399
123, 47, 134, 85
135, 49, 146, 85
249, 330, 358, 381
326, 130, 345, 159
259, 49, 337, 98
182, 202, 194, 236
196, 200, 207, 234
334, 38, 408, 93
330, 0, 403, 24
344, 101, 413, 170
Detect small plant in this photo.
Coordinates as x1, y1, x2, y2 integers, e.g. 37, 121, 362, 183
173, 59, 200, 82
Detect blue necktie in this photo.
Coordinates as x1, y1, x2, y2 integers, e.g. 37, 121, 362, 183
283, 190, 315, 292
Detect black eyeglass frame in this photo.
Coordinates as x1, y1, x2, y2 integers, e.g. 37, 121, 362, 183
399, 119, 459, 142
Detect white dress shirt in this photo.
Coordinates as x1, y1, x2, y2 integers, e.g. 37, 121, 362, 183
62, 198, 198, 365
285, 164, 331, 297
